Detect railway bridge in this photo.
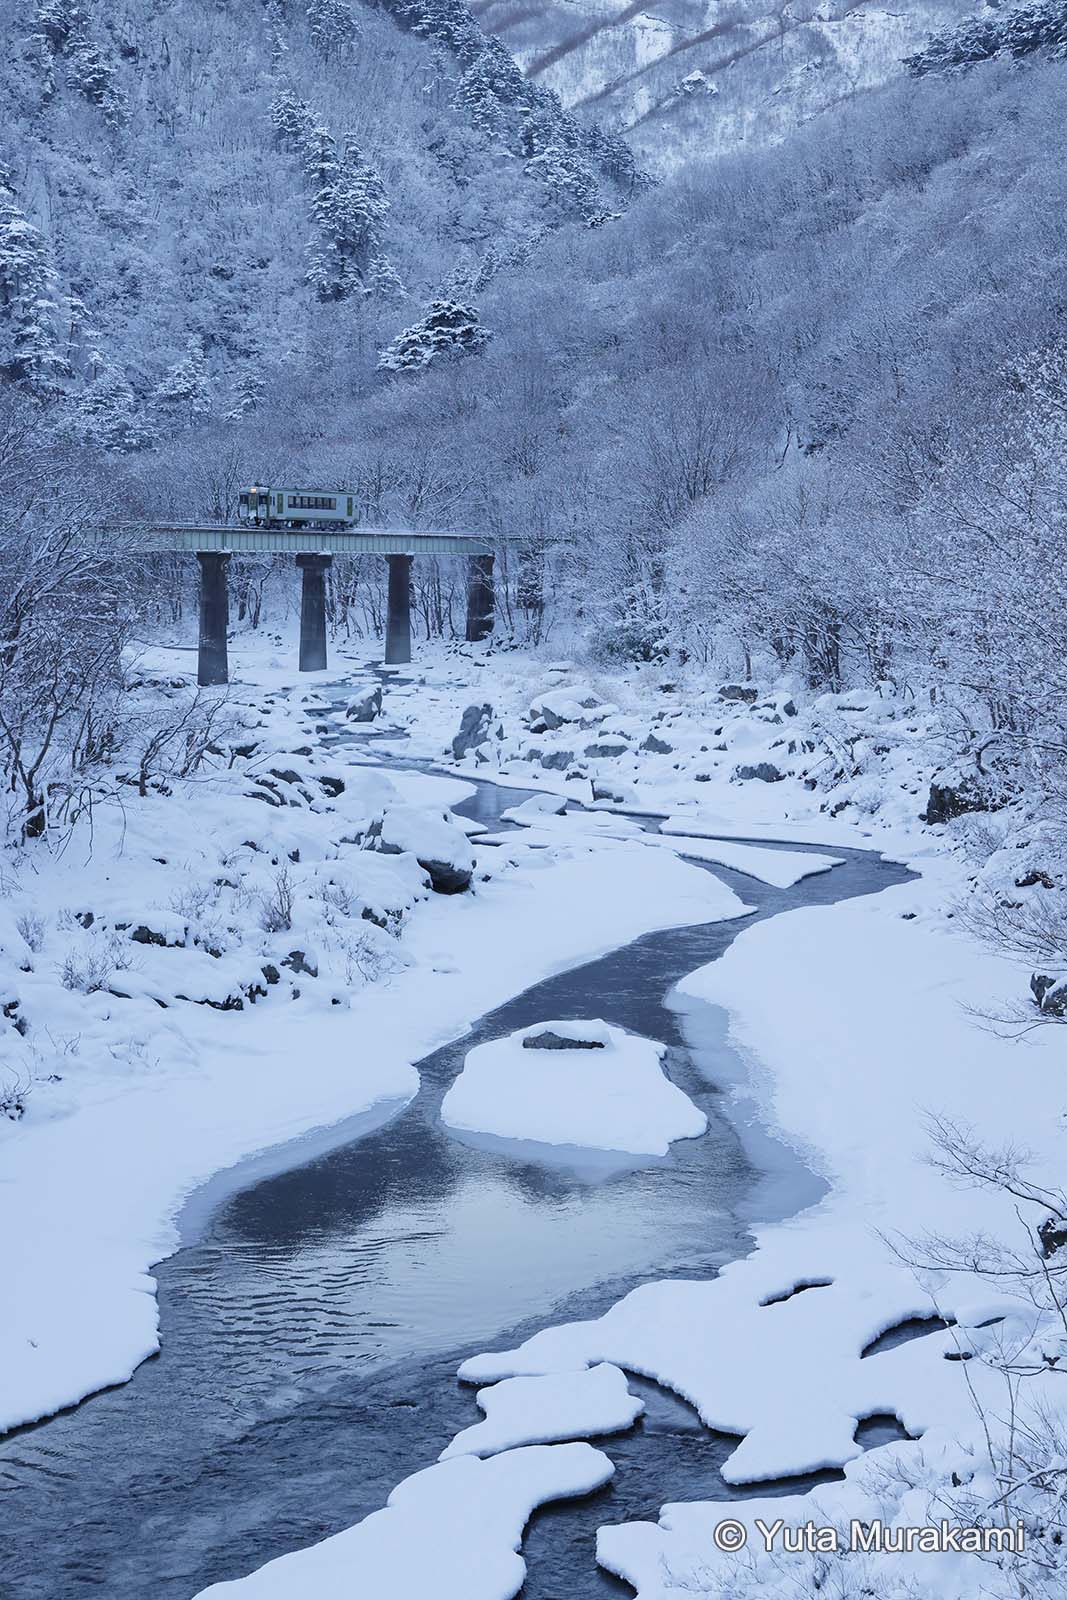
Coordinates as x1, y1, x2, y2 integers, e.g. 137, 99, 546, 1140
95, 523, 497, 686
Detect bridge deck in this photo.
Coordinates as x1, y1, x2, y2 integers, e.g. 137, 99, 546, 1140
96, 524, 496, 556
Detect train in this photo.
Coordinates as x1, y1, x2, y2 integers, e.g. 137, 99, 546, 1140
238, 486, 356, 528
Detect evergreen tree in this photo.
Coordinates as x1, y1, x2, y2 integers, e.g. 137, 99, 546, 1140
453, 40, 527, 141
365, 255, 407, 303
525, 145, 612, 225
377, 298, 490, 372
265, 0, 289, 68
154, 341, 212, 420
66, 39, 127, 127
271, 87, 317, 156
0, 171, 65, 392
226, 368, 267, 420
76, 357, 155, 451
306, 136, 390, 301
391, 0, 483, 67
34, 0, 85, 50
306, 0, 360, 57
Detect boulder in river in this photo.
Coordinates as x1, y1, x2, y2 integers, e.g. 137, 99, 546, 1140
346, 686, 383, 723
452, 703, 494, 761
1031, 973, 1067, 1018
527, 687, 608, 732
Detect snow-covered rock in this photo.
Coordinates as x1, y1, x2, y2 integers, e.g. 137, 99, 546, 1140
452, 702, 496, 760
440, 1019, 707, 1156
366, 806, 476, 894
527, 687, 613, 731
345, 686, 383, 723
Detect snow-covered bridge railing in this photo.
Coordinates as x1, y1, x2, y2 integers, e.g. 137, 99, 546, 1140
91, 522, 498, 684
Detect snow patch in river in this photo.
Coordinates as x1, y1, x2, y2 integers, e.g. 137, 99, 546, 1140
195, 1441, 614, 1600
440, 1019, 709, 1156
441, 1363, 642, 1459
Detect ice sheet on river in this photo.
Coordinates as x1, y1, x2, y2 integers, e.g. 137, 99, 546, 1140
195, 1442, 613, 1600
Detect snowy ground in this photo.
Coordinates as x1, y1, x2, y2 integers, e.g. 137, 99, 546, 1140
182, 639, 1067, 1600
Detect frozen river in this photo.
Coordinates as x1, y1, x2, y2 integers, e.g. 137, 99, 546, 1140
0, 748, 911, 1599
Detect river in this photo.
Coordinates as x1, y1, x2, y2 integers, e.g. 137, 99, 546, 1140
0, 740, 912, 1599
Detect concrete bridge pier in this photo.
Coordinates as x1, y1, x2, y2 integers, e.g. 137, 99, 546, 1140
197, 551, 230, 687
297, 553, 332, 672
465, 553, 495, 643
385, 554, 413, 665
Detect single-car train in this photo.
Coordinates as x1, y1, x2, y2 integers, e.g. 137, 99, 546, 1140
238, 486, 355, 529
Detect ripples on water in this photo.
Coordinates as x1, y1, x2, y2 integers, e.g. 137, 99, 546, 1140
0, 733, 913, 1599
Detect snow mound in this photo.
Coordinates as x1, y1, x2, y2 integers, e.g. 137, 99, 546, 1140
194, 1441, 613, 1599
442, 1363, 643, 1459
440, 1020, 707, 1156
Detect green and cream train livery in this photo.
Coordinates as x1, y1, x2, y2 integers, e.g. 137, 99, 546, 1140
238, 486, 356, 528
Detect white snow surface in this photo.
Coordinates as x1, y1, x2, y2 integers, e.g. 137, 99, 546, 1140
440, 1020, 710, 1156
441, 1363, 642, 1459
195, 1442, 614, 1599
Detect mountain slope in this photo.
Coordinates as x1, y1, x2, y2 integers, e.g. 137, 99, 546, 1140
479, 0, 980, 166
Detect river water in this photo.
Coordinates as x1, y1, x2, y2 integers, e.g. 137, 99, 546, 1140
0, 731, 912, 1600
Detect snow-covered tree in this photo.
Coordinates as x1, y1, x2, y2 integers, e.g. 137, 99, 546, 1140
365, 255, 407, 303
270, 87, 317, 156
306, 0, 361, 57
377, 298, 490, 372
0, 172, 65, 393
154, 341, 212, 421
226, 368, 267, 419
906, 0, 1067, 74
75, 358, 155, 451
66, 36, 127, 128
453, 40, 527, 141
392, 0, 483, 66
525, 145, 612, 225
306, 135, 390, 301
